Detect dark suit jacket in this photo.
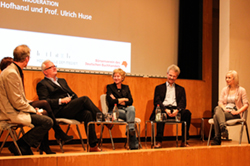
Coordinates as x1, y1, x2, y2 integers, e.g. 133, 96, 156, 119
149, 82, 186, 120
106, 83, 133, 112
36, 77, 78, 115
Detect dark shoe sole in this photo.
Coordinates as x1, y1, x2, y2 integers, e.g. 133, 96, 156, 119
211, 142, 221, 145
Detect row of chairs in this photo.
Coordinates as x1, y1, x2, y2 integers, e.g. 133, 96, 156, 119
1, 94, 249, 155
0, 94, 141, 155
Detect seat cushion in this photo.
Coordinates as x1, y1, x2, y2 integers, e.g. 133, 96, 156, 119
56, 118, 81, 125
226, 119, 244, 126
208, 118, 214, 124
0, 121, 34, 130
208, 118, 244, 126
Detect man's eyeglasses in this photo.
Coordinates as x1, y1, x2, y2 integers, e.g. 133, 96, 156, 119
44, 65, 57, 70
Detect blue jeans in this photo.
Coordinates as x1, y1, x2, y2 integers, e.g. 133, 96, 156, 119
118, 106, 136, 130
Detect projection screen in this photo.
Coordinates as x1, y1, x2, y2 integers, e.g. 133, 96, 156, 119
0, 0, 179, 76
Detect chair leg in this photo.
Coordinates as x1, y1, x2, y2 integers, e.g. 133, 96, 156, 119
207, 124, 213, 146
0, 129, 3, 138
136, 123, 142, 149
201, 118, 204, 141
239, 122, 244, 144
16, 127, 24, 139
99, 124, 104, 150
8, 128, 22, 155
245, 122, 250, 144
245, 123, 250, 144
13, 129, 19, 140
176, 124, 178, 147
152, 122, 155, 148
109, 129, 115, 150
65, 124, 71, 134
0, 131, 10, 153
76, 125, 85, 151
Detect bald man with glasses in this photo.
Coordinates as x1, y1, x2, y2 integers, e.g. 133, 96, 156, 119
36, 60, 112, 152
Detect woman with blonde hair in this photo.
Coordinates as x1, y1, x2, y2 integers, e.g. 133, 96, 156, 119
106, 68, 138, 149
211, 70, 249, 145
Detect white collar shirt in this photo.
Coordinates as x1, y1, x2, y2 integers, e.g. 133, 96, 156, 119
162, 81, 177, 106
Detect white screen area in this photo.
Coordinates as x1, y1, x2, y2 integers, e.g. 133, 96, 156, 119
0, 0, 179, 76
0, 28, 131, 72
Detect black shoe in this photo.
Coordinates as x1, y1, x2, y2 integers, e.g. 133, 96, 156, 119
8, 143, 21, 156
39, 142, 56, 154
129, 134, 138, 150
211, 136, 221, 145
220, 126, 228, 138
55, 132, 74, 144
8, 139, 33, 155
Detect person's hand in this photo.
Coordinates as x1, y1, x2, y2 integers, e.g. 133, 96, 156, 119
118, 98, 129, 104
165, 109, 171, 116
36, 111, 43, 115
120, 101, 126, 105
171, 109, 179, 117
122, 98, 129, 102
61, 97, 71, 104
224, 109, 232, 113
35, 108, 47, 115
231, 110, 239, 115
110, 94, 116, 99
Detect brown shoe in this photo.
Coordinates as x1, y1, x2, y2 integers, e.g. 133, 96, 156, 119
154, 141, 162, 148
180, 142, 190, 147
89, 146, 102, 152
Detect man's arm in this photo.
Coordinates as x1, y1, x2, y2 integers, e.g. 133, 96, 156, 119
153, 85, 165, 111
176, 86, 186, 111
4, 72, 36, 113
36, 81, 61, 109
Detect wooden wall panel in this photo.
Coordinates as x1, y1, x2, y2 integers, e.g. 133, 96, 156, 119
19, 70, 210, 140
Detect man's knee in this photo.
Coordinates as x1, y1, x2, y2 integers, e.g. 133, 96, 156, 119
182, 109, 191, 117
79, 96, 90, 102
42, 116, 53, 129
127, 106, 135, 112
78, 110, 94, 122
85, 111, 92, 118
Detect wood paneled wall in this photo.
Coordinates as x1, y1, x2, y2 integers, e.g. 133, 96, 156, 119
21, 70, 212, 139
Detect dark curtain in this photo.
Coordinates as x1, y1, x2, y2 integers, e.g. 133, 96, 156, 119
177, 0, 203, 80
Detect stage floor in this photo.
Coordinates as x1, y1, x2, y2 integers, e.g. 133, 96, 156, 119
1, 139, 250, 166
0, 138, 248, 156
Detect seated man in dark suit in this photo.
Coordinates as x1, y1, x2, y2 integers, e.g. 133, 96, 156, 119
36, 60, 112, 152
149, 64, 191, 148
